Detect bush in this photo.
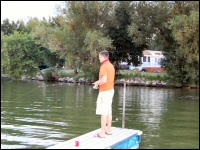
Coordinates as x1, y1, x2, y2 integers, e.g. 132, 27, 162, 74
117, 70, 169, 81
74, 72, 85, 80
58, 70, 72, 78
43, 67, 57, 80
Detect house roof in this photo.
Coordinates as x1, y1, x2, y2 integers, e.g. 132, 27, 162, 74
143, 50, 152, 55
143, 50, 163, 56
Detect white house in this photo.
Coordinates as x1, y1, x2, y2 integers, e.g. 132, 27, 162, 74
129, 50, 165, 72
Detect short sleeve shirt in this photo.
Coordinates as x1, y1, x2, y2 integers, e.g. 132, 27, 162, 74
99, 60, 115, 92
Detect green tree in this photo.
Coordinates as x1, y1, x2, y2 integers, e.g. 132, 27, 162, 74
1, 31, 47, 79
27, 17, 65, 68
106, 1, 147, 72
128, 1, 199, 86
62, 1, 114, 77
32, 1, 114, 80
1, 18, 28, 35
128, 1, 169, 50
1, 18, 16, 35
165, 3, 199, 86
26, 17, 41, 33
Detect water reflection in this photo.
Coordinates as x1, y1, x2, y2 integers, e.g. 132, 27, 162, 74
139, 88, 168, 125
115, 86, 170, 121
113, 86, 199, 149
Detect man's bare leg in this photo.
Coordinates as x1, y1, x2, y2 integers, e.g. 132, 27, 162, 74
106, 112, 112, 134
99, 114, 107, 136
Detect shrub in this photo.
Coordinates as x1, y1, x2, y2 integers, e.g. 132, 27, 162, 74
43, 67, 57, 80
74, 72, 85, 80
58, 70, 72, 78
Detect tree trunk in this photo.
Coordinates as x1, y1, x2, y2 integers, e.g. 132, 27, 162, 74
74, 67, 78, 74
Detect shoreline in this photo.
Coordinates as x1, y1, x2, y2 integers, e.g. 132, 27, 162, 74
2, 75, 198, 89
31, 76, 199, 89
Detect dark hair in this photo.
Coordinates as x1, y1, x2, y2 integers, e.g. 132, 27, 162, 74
99, 50, 109, 59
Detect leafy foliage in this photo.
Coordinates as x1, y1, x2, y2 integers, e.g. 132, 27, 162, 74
159, 1, 199, 86
106, 1, 147, 72
128, 1, 199, 86
1, 18, 28, 35
43, 67, 58, 81
1, 31, 46, 79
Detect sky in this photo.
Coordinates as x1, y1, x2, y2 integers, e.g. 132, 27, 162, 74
1, 1, 64, 23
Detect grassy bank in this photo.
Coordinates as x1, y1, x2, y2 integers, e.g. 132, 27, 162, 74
57, 69, 169, 81
116, 70, 169, 81
39, 68, 198, 88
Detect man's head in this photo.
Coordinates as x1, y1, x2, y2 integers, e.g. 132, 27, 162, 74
99, 50, 109, 63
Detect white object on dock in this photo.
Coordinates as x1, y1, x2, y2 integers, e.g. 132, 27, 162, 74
47, 127, 142, 149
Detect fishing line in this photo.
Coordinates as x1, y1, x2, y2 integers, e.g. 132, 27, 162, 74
18, 84, 55, 99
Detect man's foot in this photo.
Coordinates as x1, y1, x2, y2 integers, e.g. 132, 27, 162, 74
105, 129, 112, 135
94, 133, 106, 138
105, 132, 112, 135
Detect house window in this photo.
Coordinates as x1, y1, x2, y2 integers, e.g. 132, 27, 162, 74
158, 58, 161, 63
155, 58, 157, 62
143, 56, 146, 62
148, 57, 150, 62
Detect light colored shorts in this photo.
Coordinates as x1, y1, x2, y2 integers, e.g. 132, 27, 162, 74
96, 89, 114, 115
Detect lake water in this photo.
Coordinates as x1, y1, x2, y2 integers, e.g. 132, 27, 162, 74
1, 79, 199, 149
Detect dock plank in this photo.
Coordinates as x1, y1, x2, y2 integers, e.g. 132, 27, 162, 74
47, 127, 142, 149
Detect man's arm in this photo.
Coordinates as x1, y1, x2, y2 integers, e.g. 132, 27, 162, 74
93, 75, 107, 87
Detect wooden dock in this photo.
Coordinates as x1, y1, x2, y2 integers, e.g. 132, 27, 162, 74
47, 127, 142, 149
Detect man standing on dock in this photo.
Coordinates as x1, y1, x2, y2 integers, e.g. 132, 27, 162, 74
93, 50, 115, 138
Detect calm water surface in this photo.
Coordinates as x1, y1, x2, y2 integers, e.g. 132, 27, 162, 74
1, 79, 199, 149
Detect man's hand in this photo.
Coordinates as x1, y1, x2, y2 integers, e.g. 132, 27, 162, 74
92, 82, 99, 89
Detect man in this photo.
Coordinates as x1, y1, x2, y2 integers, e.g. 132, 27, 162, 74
93, 50, 115, 138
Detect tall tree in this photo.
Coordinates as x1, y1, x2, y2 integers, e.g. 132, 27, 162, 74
32, 1, 114, 80
62, 1, 113, 77
128, 1, 170, 50
164, 1, 199, 86
1, 18, 17, 35
106, 1, 147, 72
27, 17, 65, 67
1, 18, 28, 35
